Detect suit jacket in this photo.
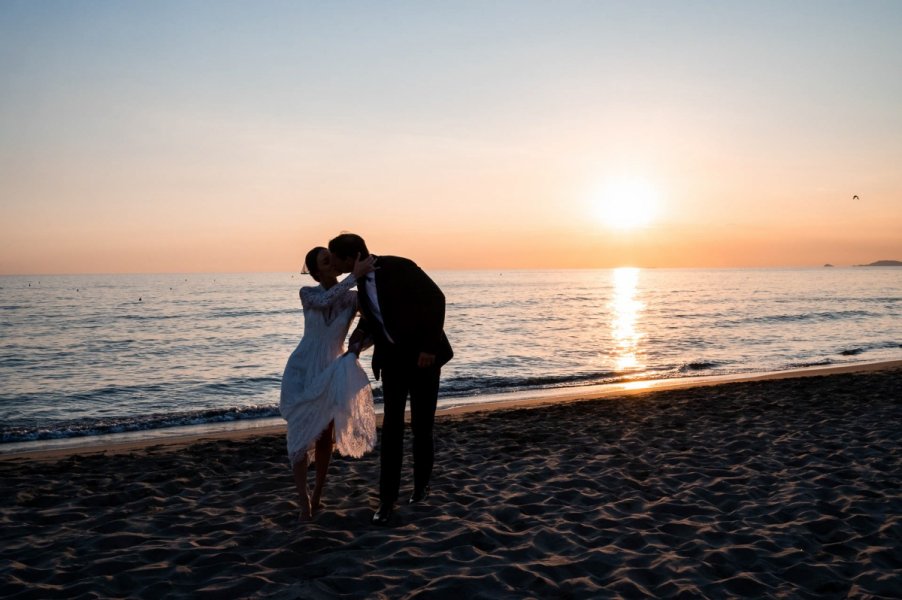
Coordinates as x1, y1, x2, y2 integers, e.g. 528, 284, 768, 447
354, 255, 453, 379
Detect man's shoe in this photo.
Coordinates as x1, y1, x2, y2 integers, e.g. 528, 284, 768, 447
372, 504, 394, 525
407, 485, 430, 505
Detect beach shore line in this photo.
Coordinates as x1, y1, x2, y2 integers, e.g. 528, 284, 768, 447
2, 363, 901, 598
4, 359, 901, 463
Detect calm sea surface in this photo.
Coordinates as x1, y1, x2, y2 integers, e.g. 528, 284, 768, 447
1, 268, 900, 449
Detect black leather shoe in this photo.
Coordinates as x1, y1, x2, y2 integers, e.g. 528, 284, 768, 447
372, 503, 393, 525
407, 485, 430, 505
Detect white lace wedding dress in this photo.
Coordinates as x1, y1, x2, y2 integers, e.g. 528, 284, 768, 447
279, 276, 376, 467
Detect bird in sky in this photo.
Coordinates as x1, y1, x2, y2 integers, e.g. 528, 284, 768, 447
852, 195, 859, 200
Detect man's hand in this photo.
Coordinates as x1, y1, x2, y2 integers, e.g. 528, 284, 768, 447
347, 330, 367, 357
417, 352, 436, 368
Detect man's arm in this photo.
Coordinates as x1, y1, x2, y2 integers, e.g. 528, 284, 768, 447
346, 321, 374, 356
403, 264, 446, 359
346, 311, 374, 356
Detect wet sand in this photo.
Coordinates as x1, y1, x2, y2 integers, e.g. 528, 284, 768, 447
2, 366, 901, 598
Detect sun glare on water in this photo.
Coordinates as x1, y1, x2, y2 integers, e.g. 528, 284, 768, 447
594, 178, 660, 230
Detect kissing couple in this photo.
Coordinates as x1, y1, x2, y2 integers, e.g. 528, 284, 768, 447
279, 233, 453, 525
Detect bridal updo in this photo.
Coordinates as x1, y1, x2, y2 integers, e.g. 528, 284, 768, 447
303, 247, 328, 282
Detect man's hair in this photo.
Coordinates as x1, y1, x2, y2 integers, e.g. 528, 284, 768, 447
328, 233, 369, 260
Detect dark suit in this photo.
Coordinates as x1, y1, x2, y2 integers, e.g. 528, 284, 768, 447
354, 255, 452, 505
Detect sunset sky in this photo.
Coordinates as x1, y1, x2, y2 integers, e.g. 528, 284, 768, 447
2, 1, 901, 274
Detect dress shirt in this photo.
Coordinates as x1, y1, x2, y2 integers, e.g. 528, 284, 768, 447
363, 270, 395, 343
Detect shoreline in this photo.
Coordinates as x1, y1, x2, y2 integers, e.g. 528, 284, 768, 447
3, 358, 901, 463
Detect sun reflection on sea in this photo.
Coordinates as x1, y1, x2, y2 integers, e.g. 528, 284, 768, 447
610, 267, 645, 373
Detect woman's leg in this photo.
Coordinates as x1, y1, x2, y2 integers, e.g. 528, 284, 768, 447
292, 458, 312, 521
311, 421, 334, 513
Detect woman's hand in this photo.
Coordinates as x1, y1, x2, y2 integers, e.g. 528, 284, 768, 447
352, 253, 377, 279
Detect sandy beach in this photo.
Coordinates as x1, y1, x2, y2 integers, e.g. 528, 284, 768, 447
2, 366, 901, 599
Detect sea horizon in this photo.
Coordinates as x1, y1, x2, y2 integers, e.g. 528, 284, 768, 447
4, 262, 902, 278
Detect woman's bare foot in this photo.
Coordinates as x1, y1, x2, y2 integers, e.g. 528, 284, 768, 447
298, 497, 313, 522
292, 459, 313, 522
311, 491, 324, 515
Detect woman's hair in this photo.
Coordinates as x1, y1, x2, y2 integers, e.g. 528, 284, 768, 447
303, 247, 327, 282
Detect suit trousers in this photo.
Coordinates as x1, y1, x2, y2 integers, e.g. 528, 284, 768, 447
378, 357, 441, 505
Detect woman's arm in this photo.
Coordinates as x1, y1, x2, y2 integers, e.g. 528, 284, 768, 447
300, 276, 357, 310
300, 253, 377, 310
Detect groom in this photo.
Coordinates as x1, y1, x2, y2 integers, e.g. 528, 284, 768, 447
328, 233, 453, 525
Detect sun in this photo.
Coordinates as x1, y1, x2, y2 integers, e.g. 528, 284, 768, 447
594, 178, 659, 229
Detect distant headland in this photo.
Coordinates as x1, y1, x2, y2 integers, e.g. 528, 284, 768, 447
854, 260, 902, 267
825, 260, 902, 267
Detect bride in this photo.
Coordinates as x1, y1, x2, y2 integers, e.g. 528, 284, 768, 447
280, 247, 377, 521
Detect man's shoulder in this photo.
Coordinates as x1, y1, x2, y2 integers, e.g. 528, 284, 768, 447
377, 254, 415, 265
376, 255, 418, 270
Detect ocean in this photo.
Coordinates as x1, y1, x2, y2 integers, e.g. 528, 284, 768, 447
1, 267, 900, 452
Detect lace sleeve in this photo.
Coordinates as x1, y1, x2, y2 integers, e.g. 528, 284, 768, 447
300, 276, 357, 310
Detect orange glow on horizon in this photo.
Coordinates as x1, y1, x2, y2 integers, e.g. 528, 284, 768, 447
3, 218, 901, 275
